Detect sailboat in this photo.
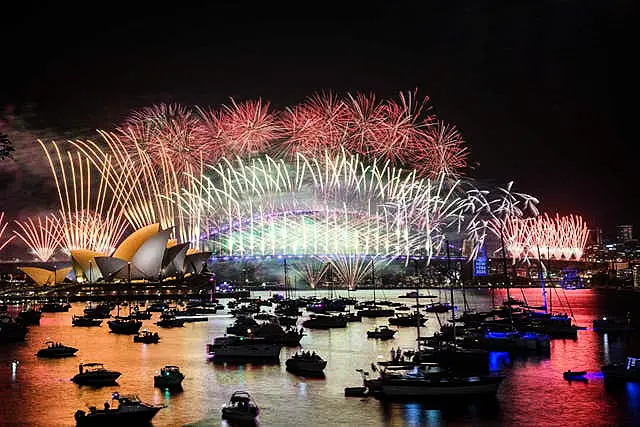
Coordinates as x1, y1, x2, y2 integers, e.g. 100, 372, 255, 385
364, 246, 506, 399
357, 260, 394, 318
107, 264, 143, 335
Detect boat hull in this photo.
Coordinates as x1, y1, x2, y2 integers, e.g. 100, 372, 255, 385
75, 407, 161, 426
370, 376, 505, 398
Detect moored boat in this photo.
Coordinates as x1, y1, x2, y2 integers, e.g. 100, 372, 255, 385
133, 330, 160, 343
36, 341, 78, 358
602, 356, 640, 382
207, 335, 282, 362
107, 317, 143, 334
154, 365, 184, 388
74, 392, 164, 426
221, 391, 260, 423
367, 325, 397, 340
71, 363, 121, 386
285, 351, 327, 377
72, 315, 102, 327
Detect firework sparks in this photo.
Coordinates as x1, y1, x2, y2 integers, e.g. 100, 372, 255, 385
13, 215, 63, 262
0, 212, 16, 253
292, 261, 330, 289
37, 140, 129, 254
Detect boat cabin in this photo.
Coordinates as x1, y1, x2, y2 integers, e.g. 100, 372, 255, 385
626, 357, 640, 371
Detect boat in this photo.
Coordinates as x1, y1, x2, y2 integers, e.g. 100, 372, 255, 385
154, 365, 185, 388
593, 315, 634, 333
36, 341, 78, 358
301, 313, 347, 329
133, 330, 160, 343
221, 391, 260, 423
74, 392, 164, 426
367, 325, 397, 340
71, 363, 121, 386
155, 311, 185, 328
365, 363, 506, 398
601, 356, 640, 382
563, 369, 587, 381
285, 351, 327, 377
83, 304, 111, 319
41, 301, 72, 312
0, 315, 28, 343
107, 317, 143, 334
16, 308, 42, 325
72, 315, 102, 327
388, 312, 426, 327
207, 335, 283, 362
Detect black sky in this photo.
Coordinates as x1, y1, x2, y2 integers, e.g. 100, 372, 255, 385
1, 2, 637, 236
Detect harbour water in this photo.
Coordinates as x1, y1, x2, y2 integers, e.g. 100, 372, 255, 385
2, 287, 640, 426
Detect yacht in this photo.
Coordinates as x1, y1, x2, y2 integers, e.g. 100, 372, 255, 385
207, 335, 282, 362
285, 351, 327, 377
388, 312, 426, 327
71, 363, 121, 386
367, 325, 397, 340
302, 313, 347, 329
365, 363, 505, 398
36, 341, 78, 358
133, 330, 160, 344
602, 356, 640, 382
155, 311, 185, 328
72, 315, 102, 327
0, 315, 28, 343
74, 392, 164, 426
154, 365, 185, 388
107, 317, 143, 335
221, 391, 260, 423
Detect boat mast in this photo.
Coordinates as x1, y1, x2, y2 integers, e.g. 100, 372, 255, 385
446, 240, 456, 344
283, 257, 288, 300
371, 259, 376, 307
499, 223, 514, 329
536, 245, 548, 313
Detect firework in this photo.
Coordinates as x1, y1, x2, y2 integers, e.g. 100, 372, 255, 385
497, 213, 589, 261
13, 215, 63, 262
0, 212, 15, 253
120, 103, 206, 176
37, 140, 129, 254
292, 261, 330, 289
407, 121, 469, 179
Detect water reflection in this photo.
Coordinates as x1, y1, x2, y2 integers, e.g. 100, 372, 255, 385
2, 288, 640, 426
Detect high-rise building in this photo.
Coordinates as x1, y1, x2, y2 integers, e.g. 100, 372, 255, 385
588, 228, 603, 245
616, 225, 633, 242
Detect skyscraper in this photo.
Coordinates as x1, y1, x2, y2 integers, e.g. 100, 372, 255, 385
616, 225, 633, 243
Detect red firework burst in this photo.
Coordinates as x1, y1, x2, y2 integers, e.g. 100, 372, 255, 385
279, 92, 349, 159
407, 120, 469, 179
119, 103, 208, 175
343, 92, 386, 157
371, 90, 434, 165
217, 98, 281, 158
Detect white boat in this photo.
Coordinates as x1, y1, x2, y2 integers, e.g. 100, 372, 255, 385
207, 335, 282, 361
74, 392, 164, 426
221, 391, 259, 423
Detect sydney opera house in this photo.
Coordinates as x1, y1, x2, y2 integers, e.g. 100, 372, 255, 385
19, 223, 211, 287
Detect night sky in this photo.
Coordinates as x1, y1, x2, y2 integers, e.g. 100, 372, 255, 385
1, 2, 636, 237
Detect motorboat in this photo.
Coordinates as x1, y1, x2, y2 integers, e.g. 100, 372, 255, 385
364, 363, 505, 398
0, 315, 28, 343
41, 302, 71, 312
388, 312, 426, 327
357, 306, 395, 318
602, 356, 640, 382
367, 325, 397, 340
221, 391, 260, 423
133, 330, 160, 344
154, 365, 185, 388
302, 313, 347, 329
74, 392, 164, 426
563, 369, 588, 381
83, 304, 111, 319
593, 315, 634, 333
107, 317, 143, 334
36, 341, 78, 358
207, 335, 282, 362
16, 308, 42, 325
285, 351, 327, 377
71, 363, 121, 386
155, 311, 185, 328
72, 315, 102, 327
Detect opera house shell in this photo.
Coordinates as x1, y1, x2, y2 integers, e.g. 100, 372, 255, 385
69, 223, 211, 283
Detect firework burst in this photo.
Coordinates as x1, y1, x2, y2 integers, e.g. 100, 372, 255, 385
13, 215, 63, 262
0, 212, 15, 253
